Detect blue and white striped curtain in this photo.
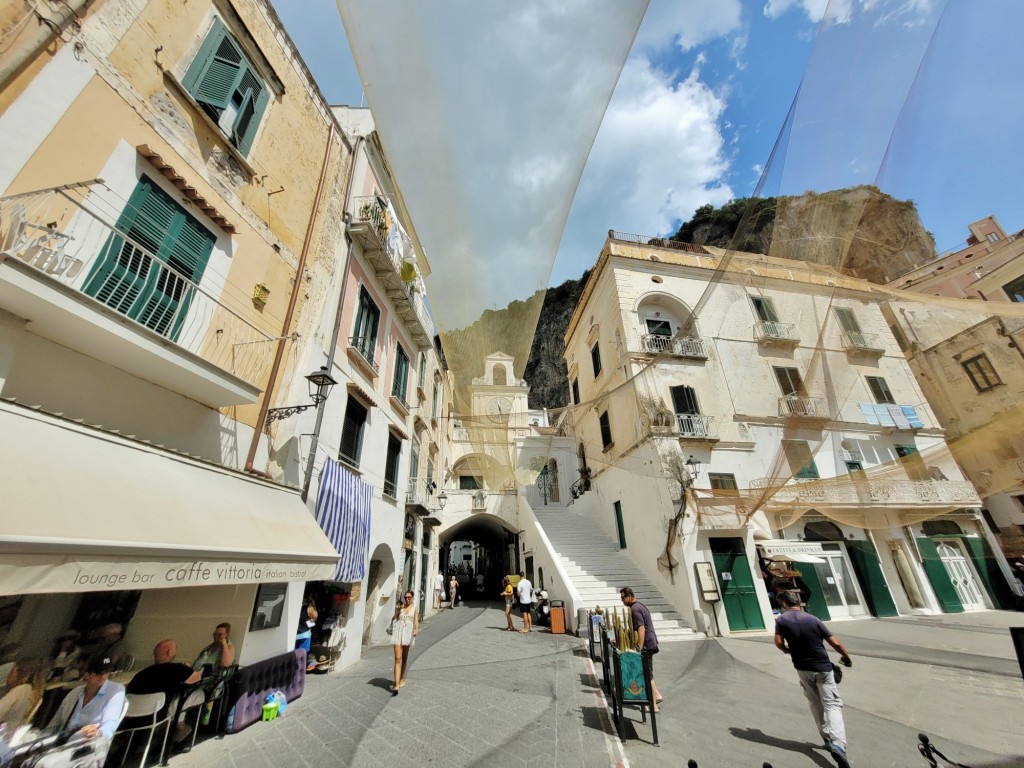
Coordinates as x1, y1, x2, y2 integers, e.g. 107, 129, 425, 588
315, 457, 372, 582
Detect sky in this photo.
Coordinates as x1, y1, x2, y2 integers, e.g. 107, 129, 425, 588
270, 0, 1024, 294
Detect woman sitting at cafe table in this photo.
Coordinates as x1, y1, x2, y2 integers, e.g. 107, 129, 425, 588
37, 655, 126, 768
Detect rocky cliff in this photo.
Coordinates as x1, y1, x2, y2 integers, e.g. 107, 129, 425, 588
508, 187, 933, 410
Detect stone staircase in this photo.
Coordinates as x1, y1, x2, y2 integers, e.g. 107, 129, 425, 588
533, 502, 698, 642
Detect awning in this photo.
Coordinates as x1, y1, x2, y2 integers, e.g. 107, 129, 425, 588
0, 401, 340, 595
756, 539, 827, 564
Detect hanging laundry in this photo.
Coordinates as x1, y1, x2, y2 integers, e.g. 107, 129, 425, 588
315, 457, 372, 582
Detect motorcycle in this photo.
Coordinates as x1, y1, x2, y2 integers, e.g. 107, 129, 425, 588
534, 590, 551, 627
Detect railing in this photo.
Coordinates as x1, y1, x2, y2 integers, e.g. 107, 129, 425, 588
608, 230, 710, 255
406, 478, 425, 506
0, 182, 275, 388
753, 478, 979, 506
779, 395, 826, 418
754, 320, 798, 343
840, 330, 882, 352
676, 413, 719, 439
383, 478, 398, 499
348, 335, 378, 373
350, 196, 436, 341
641, 334, 708, 358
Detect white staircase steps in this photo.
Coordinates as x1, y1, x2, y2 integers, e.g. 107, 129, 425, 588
532, 504, 698, 642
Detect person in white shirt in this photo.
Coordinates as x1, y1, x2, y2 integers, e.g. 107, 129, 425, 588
433, 572, 444, 610
39, 656, 126, 768
516, 572, 533, 633
0, 657, 45, 731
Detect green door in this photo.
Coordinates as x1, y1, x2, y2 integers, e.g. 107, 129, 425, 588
845, 540, 898, 617
961, 536, 1014, 609
916, 538, 964, 613
711, 538, 765, 631
613, 501, 627, 549
796, 565, 832, 621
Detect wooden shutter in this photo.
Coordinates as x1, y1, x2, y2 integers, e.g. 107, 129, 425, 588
184, 18, 243, 110
752, 296, 778, 323
340, 397, 368, 466
774, 367, 804, 396
834, 307, 861, 334
866, 376, 894, 404
670, 385, 699, 415
233, 68, 269, 156
782, 440, 819, 479
393, 345, 409, 398
599, 411, 612, 448
384, 435, 401, 496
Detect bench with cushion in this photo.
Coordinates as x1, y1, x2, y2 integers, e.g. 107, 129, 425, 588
225, 649, 306, 733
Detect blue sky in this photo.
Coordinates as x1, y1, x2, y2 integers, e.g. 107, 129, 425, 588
270, 1, 1023, 291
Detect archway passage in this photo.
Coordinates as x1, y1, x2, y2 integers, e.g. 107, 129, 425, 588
438, 514, 518, 602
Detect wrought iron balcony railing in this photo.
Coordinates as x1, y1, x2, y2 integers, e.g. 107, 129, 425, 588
779, 395, 827, 418
676, 413, 719, 439
0, 182, 274, 390
752, 478, 979, 507
840, 330, 883, 352
348, 335, 379, 374
754, 320, 798, 344
641, 334, 708, 359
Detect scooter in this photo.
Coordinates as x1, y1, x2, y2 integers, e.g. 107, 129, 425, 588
534, 591, 551, 627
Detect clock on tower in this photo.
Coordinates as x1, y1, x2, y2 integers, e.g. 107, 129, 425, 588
486, 396, 513, 423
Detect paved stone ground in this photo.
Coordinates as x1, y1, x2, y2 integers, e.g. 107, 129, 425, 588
169, 606, 1024, 768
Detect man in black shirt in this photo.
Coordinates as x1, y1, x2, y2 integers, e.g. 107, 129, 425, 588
121, 640, 201, 730
619, 587, 662, 711
774, 591, 853, 768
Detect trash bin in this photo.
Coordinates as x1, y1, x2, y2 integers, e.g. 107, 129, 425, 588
550, 600, 566, 634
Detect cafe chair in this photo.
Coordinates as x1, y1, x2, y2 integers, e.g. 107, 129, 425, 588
117, 692, 168, 768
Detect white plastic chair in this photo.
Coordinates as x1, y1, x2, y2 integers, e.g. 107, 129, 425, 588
116, 692, 168, 768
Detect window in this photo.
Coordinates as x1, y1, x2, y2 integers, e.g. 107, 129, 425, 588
1003, 275, 1024, 303
84, 176, 215, 340
591, 342, 602, 377
895, 444, 929, 481
417, 353, 427, 391
459, 475, 481, 490
670, 385, 700, 415
782, 440, 819, 479
182, 17, 269, 156
599, 411, 612, 449
987, 232, 1000, 244
409, 439, 420, 486
773, 367, 805, 397
492, 364, 507, 386
339, 396, 368, 467
431, 383, 439, 419
570, 377, 579, 405
646, 318, 672, 337
352, 287, 380, 364
845, 461, 866, 480
392, 344, 410, 402
751, 296, 779, 323
708, 473, 738, 495
865, 376, 895, 404
383, 434, 401, 498
961, 353, 1001, 392
834, 307, 862, 334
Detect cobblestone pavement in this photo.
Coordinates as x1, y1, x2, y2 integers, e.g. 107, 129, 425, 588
170, 607, 1024, 768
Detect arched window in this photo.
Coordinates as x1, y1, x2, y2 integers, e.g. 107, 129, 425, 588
922, 520, 964, 537
492, 365, 507, 385
803, 520, 844, 541
547, 458, 560, 503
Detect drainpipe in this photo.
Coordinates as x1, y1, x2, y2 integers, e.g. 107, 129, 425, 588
0, 0, 91, 92
300, 135, 364, 501
245, 123, 336, 476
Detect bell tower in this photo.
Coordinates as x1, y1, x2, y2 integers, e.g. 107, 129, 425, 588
469, 352, 529, 430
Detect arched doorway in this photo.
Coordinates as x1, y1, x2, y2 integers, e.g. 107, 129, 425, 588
439, 513, 519, 601
362, 543, 396, 645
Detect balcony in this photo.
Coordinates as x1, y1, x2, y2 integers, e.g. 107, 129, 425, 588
676, 413, 719, 441
779, 395, 828, 421
0, 182, 272, 407
347, 335, 379, 378
640, 333, 708, 360
347, 196, 434, 349
840, 330, 884, 355
754, 321, 799, 348
754, 478, 980, 509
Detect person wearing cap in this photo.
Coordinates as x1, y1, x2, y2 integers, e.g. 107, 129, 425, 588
39, 655, 126, 767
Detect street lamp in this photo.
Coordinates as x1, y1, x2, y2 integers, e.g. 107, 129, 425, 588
684, 455, 702, 482
266, 366, 338, 422
437, 491, 448, 510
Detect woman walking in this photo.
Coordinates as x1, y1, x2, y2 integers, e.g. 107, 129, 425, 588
500, 577, 515, 631
391, 591, 419, 695
448, 575, 459, 609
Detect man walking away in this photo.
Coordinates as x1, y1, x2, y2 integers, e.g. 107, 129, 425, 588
774, 591, 853, 768
619, 587, 662, 710
516, 572, 533, 633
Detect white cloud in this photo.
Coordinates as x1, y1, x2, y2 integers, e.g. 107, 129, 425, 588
763, 0, 935, 26
634, 0, 743, 52
554, 57, 734, 279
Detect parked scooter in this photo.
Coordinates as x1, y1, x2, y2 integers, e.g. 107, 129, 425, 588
534, 591, 551, 627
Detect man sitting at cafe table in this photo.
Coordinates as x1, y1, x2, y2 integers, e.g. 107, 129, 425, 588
120, 640, 200, 736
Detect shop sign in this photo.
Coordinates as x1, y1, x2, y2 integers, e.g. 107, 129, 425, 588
0, 555, 337, 595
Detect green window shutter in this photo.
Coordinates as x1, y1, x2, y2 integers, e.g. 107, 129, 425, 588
233, 67, 269, 156
916, 538, 964, 613
183, 18, 240, 107
961, 537, 1015, 609
845, 540, 898, 617
393, 346, 409, 399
